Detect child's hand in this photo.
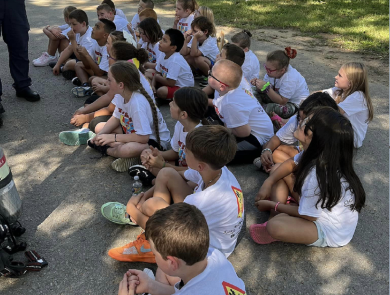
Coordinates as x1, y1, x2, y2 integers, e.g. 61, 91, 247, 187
67, 29, 76, 41
260, 150, 274, 170
127, 23, 134, 34
193, 31, 204, 39
51, 27, 62, 39
77, 45, 88, 56
94, 134, 114, 146
184, 29, 192, 38
52, 65, 60, 76
118, 273, 136, 295
126, 269, 152, 294
174, 15, 180, 25
140, 149, 153, 167
128, 192, 143, 208
70, 114, 88, 126
147, 153, 166, 169
255, 179, 273, 202
250, 78, 257, 86
255, 200, 276, 212
255, 79, 267, 90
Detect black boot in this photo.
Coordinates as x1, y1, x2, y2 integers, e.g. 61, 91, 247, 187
15, 87, 40, 102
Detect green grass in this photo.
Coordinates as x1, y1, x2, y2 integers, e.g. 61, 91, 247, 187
194, 0, 389, 55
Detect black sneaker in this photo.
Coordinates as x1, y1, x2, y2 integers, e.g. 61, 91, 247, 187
128, 165, 155, 186
87, 140, 109, 156
49, 61, 58, 68
62, 70, 76, 80
72, 77, 82, 86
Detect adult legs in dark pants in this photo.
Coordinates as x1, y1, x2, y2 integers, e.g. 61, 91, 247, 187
0, 0, 40, 126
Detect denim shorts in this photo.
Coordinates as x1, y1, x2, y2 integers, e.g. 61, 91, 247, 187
307, 221, 328, 247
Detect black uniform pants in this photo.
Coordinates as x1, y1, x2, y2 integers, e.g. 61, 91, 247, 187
0, 0, 31, 100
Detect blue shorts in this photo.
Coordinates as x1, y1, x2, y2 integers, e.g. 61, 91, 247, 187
307, 221, 328, 247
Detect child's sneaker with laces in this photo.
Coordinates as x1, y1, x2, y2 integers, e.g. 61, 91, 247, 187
59, 129, 95, 146
108, 232, 156, 263
111, 157, 141, 172
101, 202, 138, 226
33, 52, 57, 67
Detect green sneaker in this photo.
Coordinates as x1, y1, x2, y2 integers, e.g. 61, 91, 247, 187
59, 130, 95, 146
101, 202, 138, 226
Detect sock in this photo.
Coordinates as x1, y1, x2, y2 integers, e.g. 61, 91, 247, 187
48, 54, 56, 58
79, 128, 90, 133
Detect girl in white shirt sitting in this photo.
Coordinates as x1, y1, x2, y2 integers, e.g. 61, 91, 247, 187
88, 61, 170, 172
251, 107, 366, 247
138, 18, 163, 70
323, 62, 373, 148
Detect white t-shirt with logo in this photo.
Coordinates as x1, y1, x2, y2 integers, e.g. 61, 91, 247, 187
177, 14, 194, 34
263, 64, 309, 106
72, 26, 96, 58
114, 15, 130, 34
242, 50, 260, 82
170, 121, 201, 167
187, 36, 219, 62
59, 24, 71, 38
297, 166, 359, 247
141, 42, 161, 63
213, 87, 274, 145
115, 8, 128, 21
155, 52, 194, 87
276, 114, 298, 145
323, 87, 369, 148
112, 92, 170, 145
173, 248, 246, 295
89, 42, 109, 72
184, 166, 244, 257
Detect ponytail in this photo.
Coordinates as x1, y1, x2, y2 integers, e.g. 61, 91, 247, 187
139, 87, 161, 146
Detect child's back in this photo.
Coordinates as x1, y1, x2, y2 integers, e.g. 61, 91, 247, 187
184, 166, 244, 257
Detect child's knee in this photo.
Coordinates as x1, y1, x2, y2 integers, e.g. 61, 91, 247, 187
156, 87, 168, 99
155, 167, 178, 183
267, 214, 288, 239
142, 197, 169, 216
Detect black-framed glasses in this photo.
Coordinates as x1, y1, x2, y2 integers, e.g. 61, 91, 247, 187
208, 70, 229, 87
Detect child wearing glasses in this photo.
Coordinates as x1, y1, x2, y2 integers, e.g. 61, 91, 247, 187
251, 47, 309, 123
251, 107, 366, 247
209, 59, 273, 164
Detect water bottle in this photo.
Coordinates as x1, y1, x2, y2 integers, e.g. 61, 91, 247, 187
0, 147, 22, 224
132, 176, 142, 195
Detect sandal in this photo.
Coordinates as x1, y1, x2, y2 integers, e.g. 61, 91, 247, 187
71, 86, 93, 98
249, 222, 278, 244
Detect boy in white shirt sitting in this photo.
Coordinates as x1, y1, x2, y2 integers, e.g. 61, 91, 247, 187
52, 9, 96, 80
118, 203, 246, 295
209, 59, 274, 164
130, 0, 155, 35
101, 0, 128, 21
146, 29, 194, 100
96, 4, 130, 34
106, 125, 244, 263
71, 19, 116, 97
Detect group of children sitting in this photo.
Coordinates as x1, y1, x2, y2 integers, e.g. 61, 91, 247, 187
35, 0, 374, 294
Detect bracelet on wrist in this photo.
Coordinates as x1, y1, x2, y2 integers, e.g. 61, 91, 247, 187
261, 148, 272, 155
114, 134, 117, 142
260, 82, 271, 93
274, 201, 280, 212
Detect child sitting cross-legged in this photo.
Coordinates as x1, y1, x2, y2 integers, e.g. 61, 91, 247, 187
71, 19, 116, 98
146, 29, 194, 100
52, 9, 96, 80
129, 87, 208, 185
102, 125, 245, 263
138, 17, 163, 69
87, 61, 170, 172
180, 16, 219, 82
208, 59, 274, 164
251, 107, 366, 247
118, 203, 246, 295
33, 6, 77, 67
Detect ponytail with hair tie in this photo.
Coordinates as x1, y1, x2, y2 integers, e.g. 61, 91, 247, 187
284, 47, 297, 59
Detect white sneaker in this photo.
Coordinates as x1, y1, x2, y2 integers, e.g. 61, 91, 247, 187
33, 52, 57, 67
33, 52, 46, 63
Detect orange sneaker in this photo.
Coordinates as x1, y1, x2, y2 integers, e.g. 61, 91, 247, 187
108, 232, 156, 263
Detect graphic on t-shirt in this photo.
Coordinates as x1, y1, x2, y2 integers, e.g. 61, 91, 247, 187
95, 50, 103, 65
214, 105, 224, 119
177, 140, 187, 166
118, 108, 135, 134
244, 89, 254, 98
222, 281, 246, 295
160, 65, 168, 78
231, 186, 244, 218
178, 22, 189, 34
147, 48, 157, 63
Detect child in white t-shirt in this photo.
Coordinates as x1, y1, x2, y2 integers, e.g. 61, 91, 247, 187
251, 107, 366, 247
251, 47, 309, 121
105, 125, 244, 264
71, 19, 116, 97
88, 61, 170, 172
173, 0, 197, 34
253, 92, 338, 172
231, 30, 260, 82
322, 62, 373, 148
52, 10, 96, 80
100, 0, 128, 21
146, 29, 194, 100
97, 4, 131, 34
129, 0, 155, 34
209, 59, 273, 164
180, 16, 219, 77
138, 18, 163, 69
118, 203, 246, 295
133, 87, 208, 185
33, 6, 77, 67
